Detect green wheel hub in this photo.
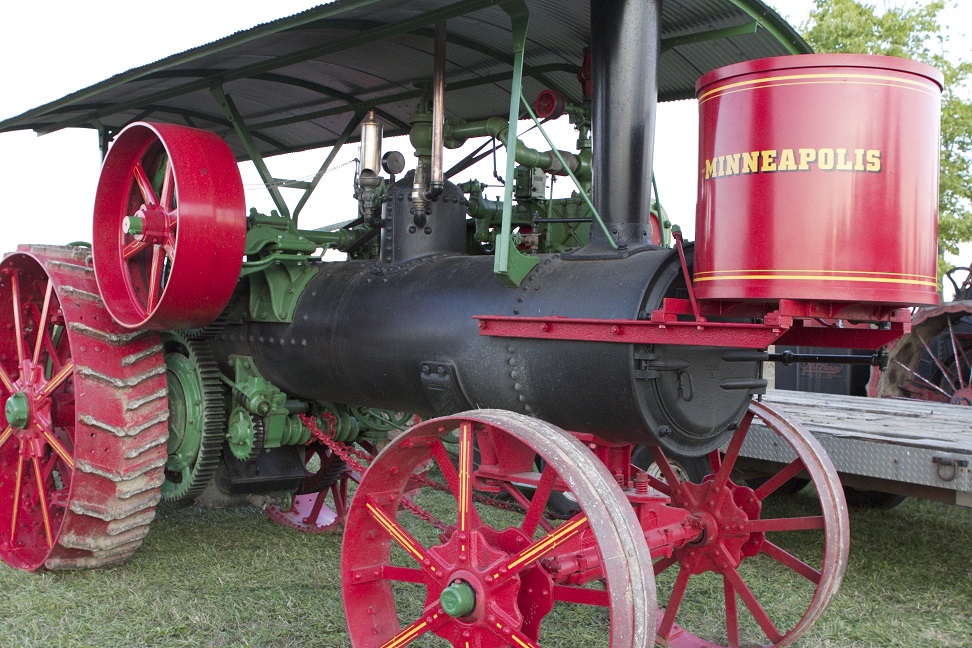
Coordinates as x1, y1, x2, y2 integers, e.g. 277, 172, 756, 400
161, 332, 226, 502
4, 392, 30, 429
440, 580, 476, 618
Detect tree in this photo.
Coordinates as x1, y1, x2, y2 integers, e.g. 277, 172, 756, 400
798, 0, 972, 276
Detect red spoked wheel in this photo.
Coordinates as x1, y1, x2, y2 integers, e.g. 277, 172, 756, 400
93, 121, 245, 330
646, 401, 848, 647
0, 246, 168, 571
342, 409, 655, 647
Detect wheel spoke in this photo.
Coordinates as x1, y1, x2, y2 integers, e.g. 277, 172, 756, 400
894, 359, 952, 399
916, 333, 957, 393
648, 446, 693, 506
10, 440, 25, 543
31, 281, 54, 367
946, 318, 966, 389
743, 515, 824, 533
10, 271, 25, 366
132, 161, 159, 207
721, 554, 784, 644
36, 362, 73, 400
38, 426, 75, 471
711, 408, 754, 493
31, 454, 54, 548
498, 482, 554, 533
762, 540, 822, 584
379, 603, 443, 648
380, 565, 425, 584
457, 421, 475, 532
653, 554, 677, 576
521, 462, 557, 536
429, 438, 462, 501
364, 498, 441, 577
122, 238, 149, 261
0, 426, 13, 453
753, 458, 806, 500
724, 576, 740, 648
492, 513, 589, 583
0, 364, 14, 396
657, 562, 693, 639
552, 584, 611, 607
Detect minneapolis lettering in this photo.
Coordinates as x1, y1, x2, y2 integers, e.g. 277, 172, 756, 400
703, 148, 882, 180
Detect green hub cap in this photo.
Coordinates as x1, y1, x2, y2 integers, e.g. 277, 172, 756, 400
440, 580, 476, 618
122, 215, 144, 236
5, 392, 30, 429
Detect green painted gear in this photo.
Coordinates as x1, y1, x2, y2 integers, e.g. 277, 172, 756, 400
227, 407, 265, 460
161, 331, 226, 502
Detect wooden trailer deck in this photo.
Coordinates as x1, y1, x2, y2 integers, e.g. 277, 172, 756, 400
742, 389, 972, 507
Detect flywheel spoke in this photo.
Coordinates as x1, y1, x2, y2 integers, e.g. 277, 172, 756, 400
0, 426, 13, 453
159, 161, 175, 209
146, 245, 165, 311
132, 161, 160, 206
122, 238, 149, 261
0, 363, 15, 395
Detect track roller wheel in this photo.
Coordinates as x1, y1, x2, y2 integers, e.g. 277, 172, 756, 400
93, 121, 245, 330
647, 401, 848, 647
342, 409, 655, 647
0, 246, 168, 571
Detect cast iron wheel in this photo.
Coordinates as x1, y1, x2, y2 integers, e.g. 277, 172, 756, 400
0, 246, 168, 571
159, 331, 225, 502
645, 401, 848, 647
342, 409, 655, 647
870, 301, 972, 405
93, 121, 245, 330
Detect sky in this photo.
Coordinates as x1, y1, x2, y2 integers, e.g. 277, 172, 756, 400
0, 1, 968, 272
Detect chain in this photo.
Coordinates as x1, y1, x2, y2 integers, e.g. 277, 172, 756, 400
298, 414, 527, 522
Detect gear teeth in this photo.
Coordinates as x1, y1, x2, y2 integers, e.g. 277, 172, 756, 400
160, 331, 228, 502
0, 246, 168, 572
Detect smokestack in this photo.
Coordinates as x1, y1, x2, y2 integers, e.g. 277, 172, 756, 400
590, 0, 661, 250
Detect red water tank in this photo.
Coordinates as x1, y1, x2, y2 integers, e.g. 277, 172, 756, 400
693, 54, 943, 307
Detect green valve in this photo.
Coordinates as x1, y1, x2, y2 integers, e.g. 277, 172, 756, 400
5, 392, 29, 429
440, 580, 476, 618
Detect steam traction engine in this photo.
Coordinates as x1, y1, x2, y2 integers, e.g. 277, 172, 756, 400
0, 1, 943, 646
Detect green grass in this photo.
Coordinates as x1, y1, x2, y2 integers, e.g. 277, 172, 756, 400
0, 495, 970, 647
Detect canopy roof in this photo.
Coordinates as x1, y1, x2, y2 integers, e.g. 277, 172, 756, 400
0, 0, 810, 161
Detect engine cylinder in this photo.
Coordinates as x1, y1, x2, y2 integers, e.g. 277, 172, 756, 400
212, 249, 760, 455
693, 54, 943, 307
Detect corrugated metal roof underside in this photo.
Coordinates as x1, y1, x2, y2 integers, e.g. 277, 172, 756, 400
0, 0, 810, 160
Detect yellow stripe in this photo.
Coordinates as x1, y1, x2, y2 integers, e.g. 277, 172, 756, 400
701, 79, 936, 105
699, 71, 935, 102
497, 516, 588, 578
512, 636, 533, 648
382, 620, 427, 648
694, 273, 937, 287
458, 422, 472, 532
695, 268, 935, 280
366, 502, 427, 565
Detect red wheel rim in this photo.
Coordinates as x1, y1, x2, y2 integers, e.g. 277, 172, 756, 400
0, 248, 168, 571
93, 121, 245, 330
647, 401, 849, 647
341, 409, 655, 647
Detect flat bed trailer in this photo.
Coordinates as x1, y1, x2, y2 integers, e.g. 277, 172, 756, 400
742, 389, 972, 507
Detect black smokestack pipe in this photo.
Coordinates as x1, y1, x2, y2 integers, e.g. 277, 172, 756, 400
590, 0, 661, 251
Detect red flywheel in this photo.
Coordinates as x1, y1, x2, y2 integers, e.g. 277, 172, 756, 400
93, 122, 245, 330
